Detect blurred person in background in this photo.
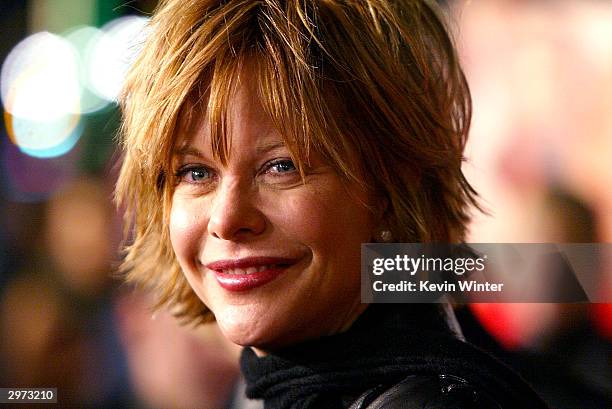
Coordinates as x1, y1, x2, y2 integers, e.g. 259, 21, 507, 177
115, 287, 258, 409
460, 188, 611, 408
0, 176, 127, 406
455, 2, 612, 406
44, 177, 115, 298
0, 274, 80, 398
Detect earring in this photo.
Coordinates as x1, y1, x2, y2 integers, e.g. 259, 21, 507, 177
376, 229, 393, 243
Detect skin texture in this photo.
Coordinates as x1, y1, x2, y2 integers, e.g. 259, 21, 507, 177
169, 72, 374, 352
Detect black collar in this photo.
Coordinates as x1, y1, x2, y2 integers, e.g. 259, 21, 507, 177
240, 304, 459, 408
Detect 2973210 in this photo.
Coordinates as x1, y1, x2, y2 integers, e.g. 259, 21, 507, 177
0, 388, 57, 403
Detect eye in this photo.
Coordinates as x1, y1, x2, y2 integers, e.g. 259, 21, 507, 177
266, 159, 297, 175
175, 165, 212, 184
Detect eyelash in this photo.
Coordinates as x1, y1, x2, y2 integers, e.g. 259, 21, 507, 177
264, 159, 297, 175
174, 159, 297, 185
175, 165, 212, 184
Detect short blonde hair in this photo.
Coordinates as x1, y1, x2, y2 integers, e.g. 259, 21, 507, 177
115, 0, 478, 324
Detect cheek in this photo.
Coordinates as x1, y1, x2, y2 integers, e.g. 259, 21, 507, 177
267, 190, 336, 250
275, 184, 372, 258
169, 196, 204, 265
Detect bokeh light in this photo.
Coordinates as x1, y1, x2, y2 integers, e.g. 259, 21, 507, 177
1, 32, 81, 119
88, 16, 149, 102
63, 25, 110, 114
0, 16, 148, 160
5, 112, 84, 158
1, 32, 83, 158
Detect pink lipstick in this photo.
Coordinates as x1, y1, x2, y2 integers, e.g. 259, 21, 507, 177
205, 257, 296, 292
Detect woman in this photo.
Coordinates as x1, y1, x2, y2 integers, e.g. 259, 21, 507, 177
116, 0, 547, 407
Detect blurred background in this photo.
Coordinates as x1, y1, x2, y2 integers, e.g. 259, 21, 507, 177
0, 0, 610, 408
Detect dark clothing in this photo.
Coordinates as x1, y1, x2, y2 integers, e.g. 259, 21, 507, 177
347, 373, 501, 408
240, 304, 547, 409
456, 306, 612, 409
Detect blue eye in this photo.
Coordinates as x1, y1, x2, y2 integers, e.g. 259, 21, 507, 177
268, 159, 296, 174
176, 166, 211, 183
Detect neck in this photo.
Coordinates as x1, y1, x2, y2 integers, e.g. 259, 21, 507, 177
251, 301, 371, 357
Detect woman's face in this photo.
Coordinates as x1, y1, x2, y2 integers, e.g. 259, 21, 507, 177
169, 77, 374, 350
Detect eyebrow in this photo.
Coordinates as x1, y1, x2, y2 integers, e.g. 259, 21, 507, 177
174, 146, 204, 158
173, 141, 287, 158
256, 141, 286, 154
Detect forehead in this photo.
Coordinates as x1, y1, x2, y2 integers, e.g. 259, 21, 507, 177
168, 56, 316, 171
174, 73, 283, 157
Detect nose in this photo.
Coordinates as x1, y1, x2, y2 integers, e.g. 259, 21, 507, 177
207, 177, 266, 241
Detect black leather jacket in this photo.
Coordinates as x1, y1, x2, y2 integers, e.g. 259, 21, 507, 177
350, 374, 505, 409
345, 306, 547, 409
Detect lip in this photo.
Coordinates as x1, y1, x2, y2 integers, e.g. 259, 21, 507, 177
205, 256, 298, 292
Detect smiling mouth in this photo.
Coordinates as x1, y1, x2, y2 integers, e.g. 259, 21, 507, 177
218, 264, 291, 275
205, 257, 297, 291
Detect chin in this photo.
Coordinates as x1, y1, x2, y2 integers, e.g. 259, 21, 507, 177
214, 304, 278, 347
214, 304, 303, 350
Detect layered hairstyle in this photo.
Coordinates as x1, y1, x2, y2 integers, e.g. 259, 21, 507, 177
115, 0, 479, 324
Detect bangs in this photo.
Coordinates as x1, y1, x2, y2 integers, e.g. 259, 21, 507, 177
163, 2, 366, 191
175, 55, 351, 182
